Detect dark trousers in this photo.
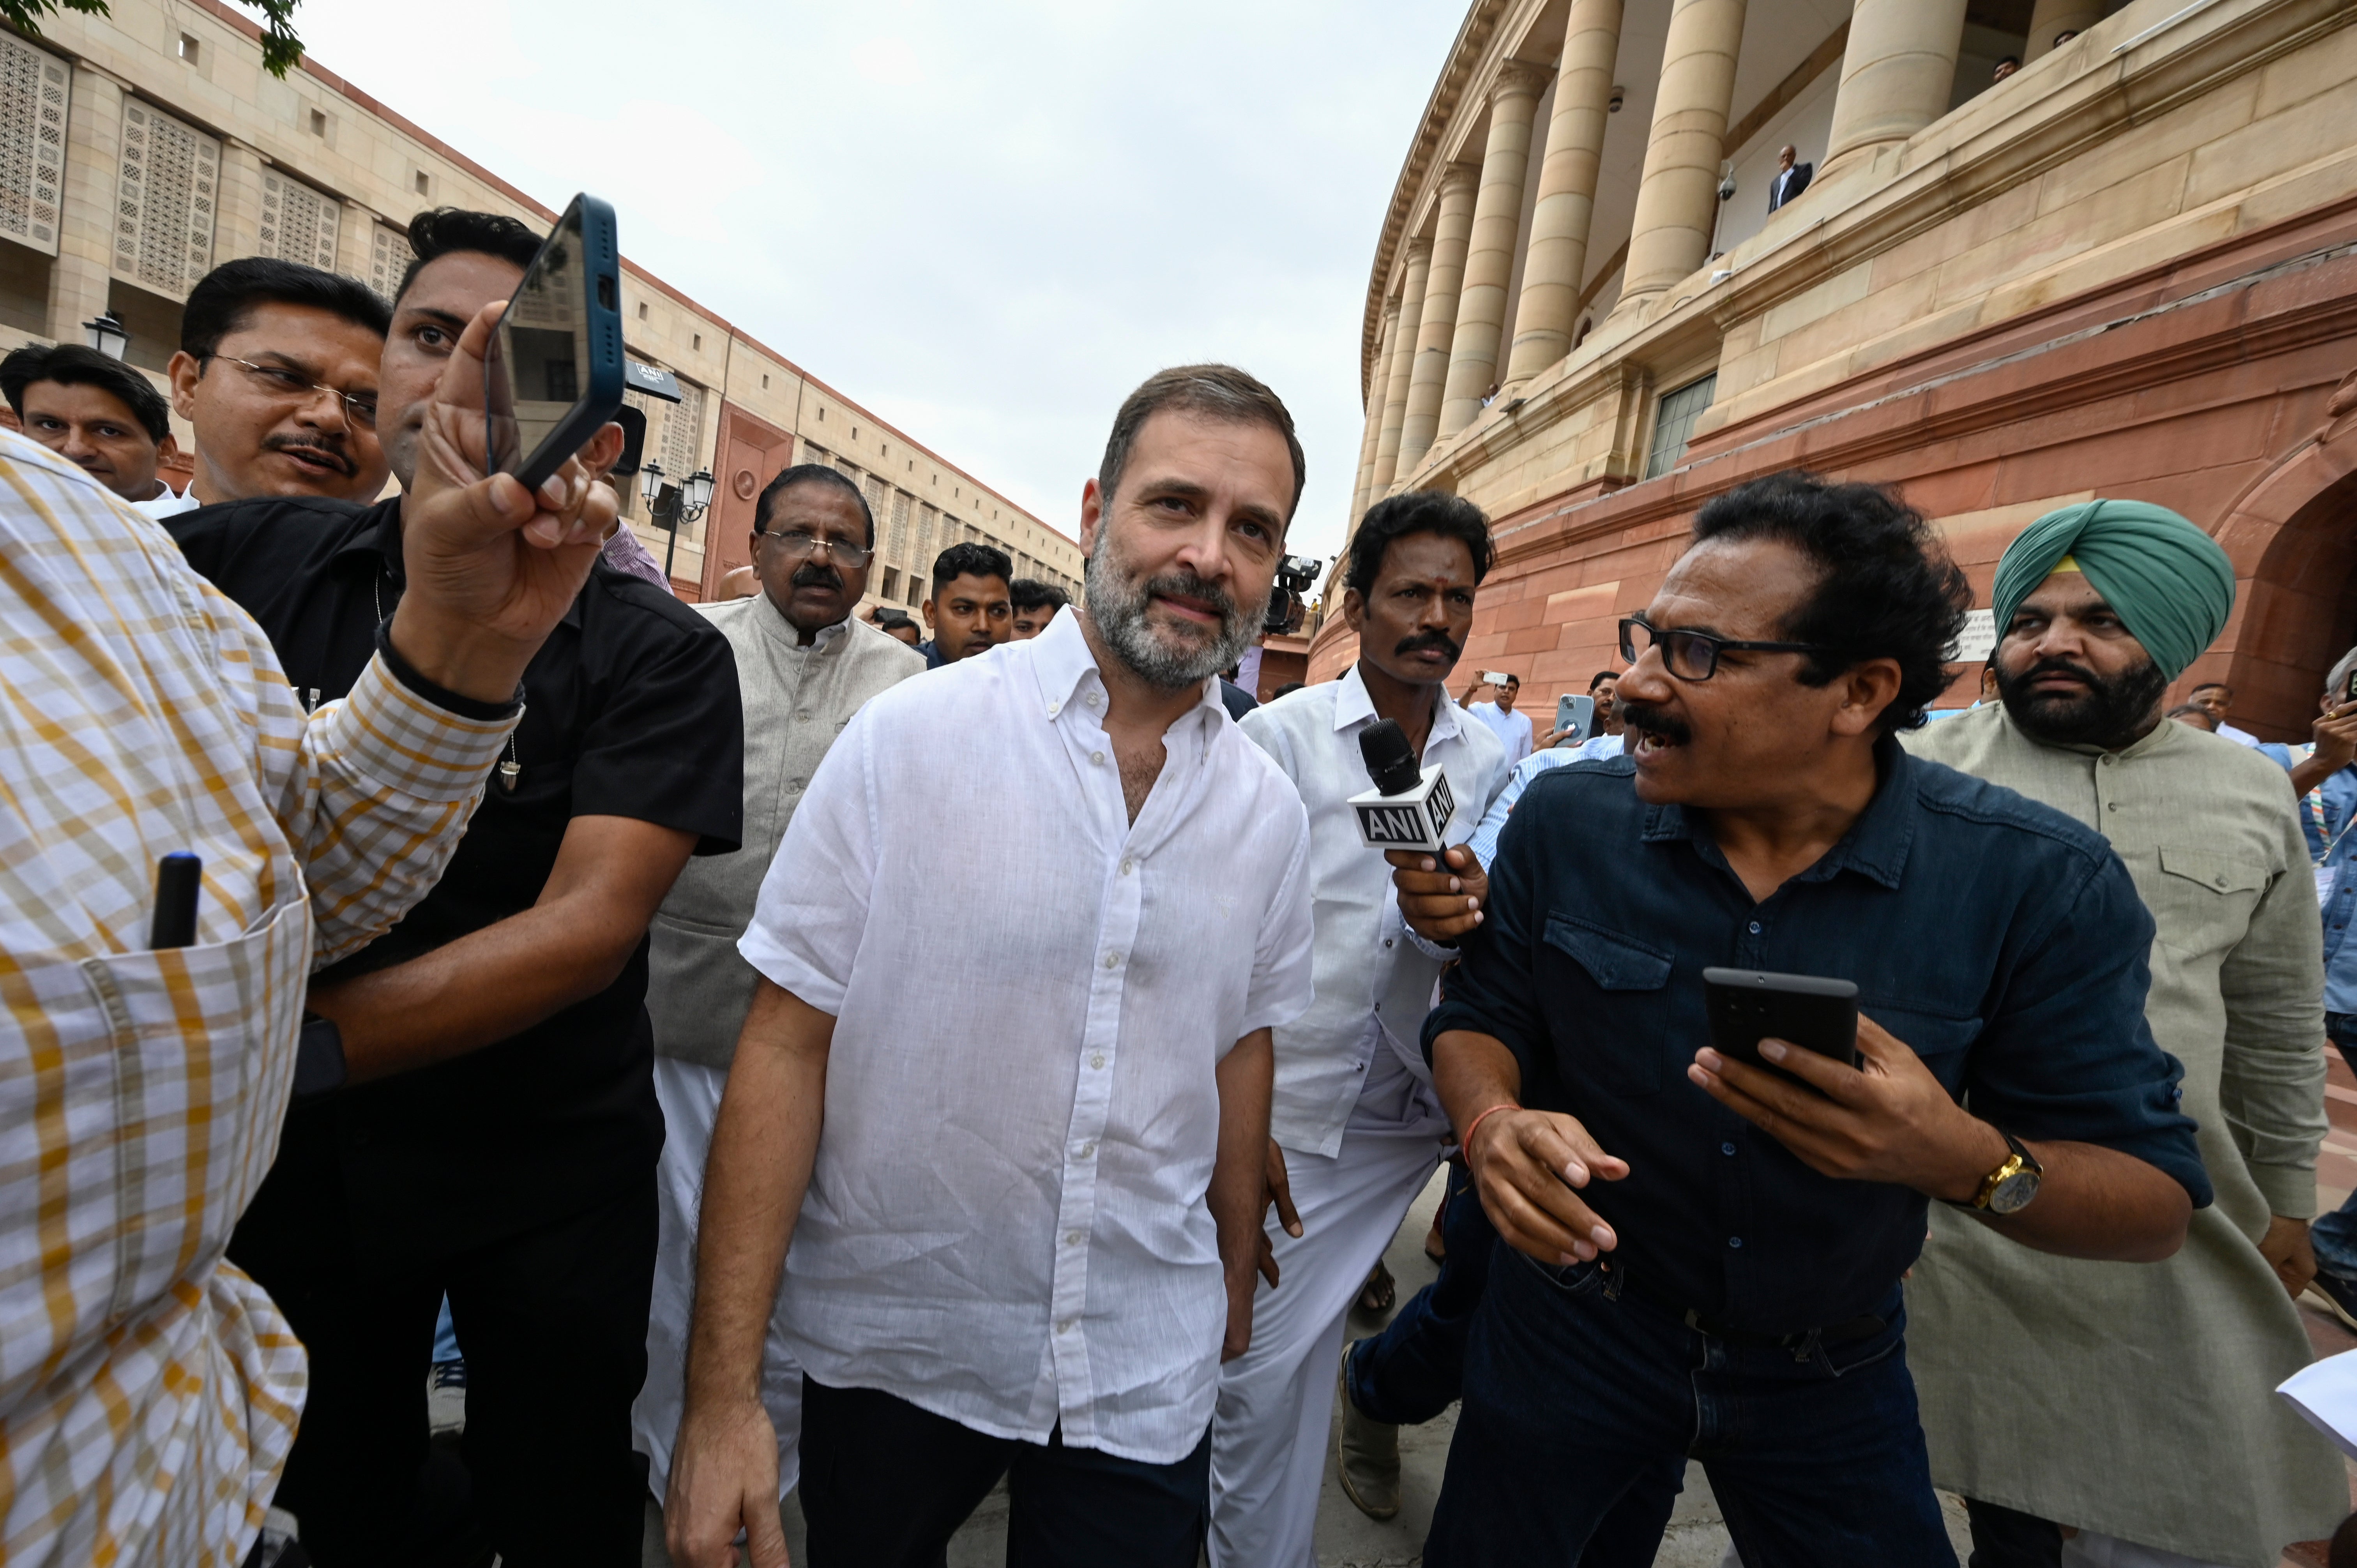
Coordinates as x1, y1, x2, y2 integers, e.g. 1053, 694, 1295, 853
1425, 1243, 1954, 1568
228, 1141, 657, 1568
1963, 1498, 2063, 1567
1346, 1156, 1491, 1424
2311, 1015, 2357, 1278
798, 1378, 1209, 1568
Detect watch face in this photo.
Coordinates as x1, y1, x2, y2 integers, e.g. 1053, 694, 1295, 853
1987, 1169, 2041, 1216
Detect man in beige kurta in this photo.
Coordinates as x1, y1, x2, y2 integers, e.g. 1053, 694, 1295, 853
630, 464, 923, 1507
1905, 499, 2343, 1568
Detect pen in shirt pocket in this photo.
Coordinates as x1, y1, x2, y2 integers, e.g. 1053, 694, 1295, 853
150, 851, 201, 948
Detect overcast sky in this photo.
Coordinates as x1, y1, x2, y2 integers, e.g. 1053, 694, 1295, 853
271, 0, 1466, 563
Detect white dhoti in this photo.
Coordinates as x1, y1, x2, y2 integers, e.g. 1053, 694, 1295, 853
1208, 1051, 1446, 1568
631, 1054, 804, 1501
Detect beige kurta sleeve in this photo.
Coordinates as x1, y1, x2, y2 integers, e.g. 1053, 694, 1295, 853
2216, 792, 2328, 1220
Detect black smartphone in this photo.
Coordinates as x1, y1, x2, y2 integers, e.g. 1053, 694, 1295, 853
483, 192, 625, 492
1701, 967, 1860, 1070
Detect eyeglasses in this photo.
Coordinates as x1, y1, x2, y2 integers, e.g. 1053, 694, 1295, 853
1618, 615, 1832, 683
758, 529, 873, 568
209, 356, 378, 428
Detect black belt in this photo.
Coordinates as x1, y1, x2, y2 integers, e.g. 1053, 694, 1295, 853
1601, 1260, 1885, 1352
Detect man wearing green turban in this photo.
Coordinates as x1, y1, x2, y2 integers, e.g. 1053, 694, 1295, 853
1905, 500, 2340, 1568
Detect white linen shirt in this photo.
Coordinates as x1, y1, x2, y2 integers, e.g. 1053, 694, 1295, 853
1239, 671, 1509, 1157
1467, 698, 1534, 767
737, 608, 1315, 1464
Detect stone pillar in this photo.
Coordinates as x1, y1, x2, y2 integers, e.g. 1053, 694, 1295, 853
1368, 239, 1430, 496
2023, 0, 2103, 62
1822, 0, 1968, 175
1505, 0, 1624, 387
1613, 0, 1747, 314
1439, 64, 1547, 438
46, 64, 124, 344
1397, 165, 1479, 473
1349, 300, 1401, 525
215, 138, 267, 263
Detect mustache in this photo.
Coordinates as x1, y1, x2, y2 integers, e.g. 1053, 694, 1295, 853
790, 563, 843, 591
2011, 656, 2098, 691
262, 433, 356, 476
1145, 569, 1238, 624
1394, 629, 1461, 660
1616, 700, 1691, 745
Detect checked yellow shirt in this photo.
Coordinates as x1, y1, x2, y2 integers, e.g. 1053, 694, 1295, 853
0, 434, 520, 1565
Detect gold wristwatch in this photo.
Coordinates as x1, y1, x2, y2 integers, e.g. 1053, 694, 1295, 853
1963, 1129, 2043, 1215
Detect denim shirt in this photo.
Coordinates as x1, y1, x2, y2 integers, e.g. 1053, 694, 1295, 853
2322, 813, 2357, 1017
1424, 737, 2210, 1336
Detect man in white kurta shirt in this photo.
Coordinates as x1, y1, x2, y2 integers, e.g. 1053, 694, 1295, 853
1464, 670, 1534, 766
664, 365, 1317, 1568
1212, 490, 1510, 1567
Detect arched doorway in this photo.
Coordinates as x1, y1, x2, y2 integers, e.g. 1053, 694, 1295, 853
2214, 370, 2357, 742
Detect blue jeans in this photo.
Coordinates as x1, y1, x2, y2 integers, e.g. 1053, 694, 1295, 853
2311, 1014, 2357, 1279
1424, 1242, 1954, 1568
1345, 1158, 1491, 1425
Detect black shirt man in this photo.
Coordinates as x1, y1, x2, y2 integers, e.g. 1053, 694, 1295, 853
172, 208, 743, 1568
1398, 472, 2208, 1567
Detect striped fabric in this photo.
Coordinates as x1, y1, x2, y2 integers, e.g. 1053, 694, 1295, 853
0, 433, 519, 1566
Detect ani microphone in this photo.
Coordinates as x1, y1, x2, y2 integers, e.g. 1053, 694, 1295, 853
1349, 718, 1456, 853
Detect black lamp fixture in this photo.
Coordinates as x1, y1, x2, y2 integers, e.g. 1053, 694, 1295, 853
647, 464, 718, 584
83, 310, 129, 359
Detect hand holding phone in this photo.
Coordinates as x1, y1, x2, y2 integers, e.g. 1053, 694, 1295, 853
1701, 967, 1859, 1073
1554, 693, 1595, 745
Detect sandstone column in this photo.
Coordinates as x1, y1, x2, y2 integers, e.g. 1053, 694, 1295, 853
1613, 0, 1747, 314
2023, 0, 2103, 62
1439, 64, 1547, 438
1349, 300, 1401, 525
1368, 238, 1430, 496
1397, 165, 1479, 473
46, 64, 124, 345
1822, 0, 1968, 175
215, 139, 267, 262
1505, 0, 1624, 387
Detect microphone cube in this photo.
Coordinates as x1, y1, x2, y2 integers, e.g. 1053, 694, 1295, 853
1348, 765, 1456, 853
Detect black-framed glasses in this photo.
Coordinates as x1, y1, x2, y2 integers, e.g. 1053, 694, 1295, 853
1618, 616, 1832, 682
208, 355, 378, 427
758, 528, 873, 569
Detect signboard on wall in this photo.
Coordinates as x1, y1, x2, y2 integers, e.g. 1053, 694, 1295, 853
1949, 608, 1996, 665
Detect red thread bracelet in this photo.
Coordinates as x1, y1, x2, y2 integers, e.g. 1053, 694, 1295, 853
1459, 1103, 1519, 1159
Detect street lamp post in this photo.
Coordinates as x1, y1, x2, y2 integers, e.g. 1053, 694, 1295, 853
83, 311, 129, 359
650, 466, 716, 585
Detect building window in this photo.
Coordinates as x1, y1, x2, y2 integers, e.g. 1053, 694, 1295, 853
636, 301, 648, 321
760, 373, 769, 390
258, 170, 339, 270
178, 34, 200, 63
691, 332, 702, 352
882, 566, 901, 601
308, 109, 328, 138
1644, 373, 1717, 480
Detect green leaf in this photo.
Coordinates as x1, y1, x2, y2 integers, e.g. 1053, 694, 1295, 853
0, 0, 306, 78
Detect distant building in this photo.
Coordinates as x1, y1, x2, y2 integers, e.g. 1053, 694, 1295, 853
0, 0, 1080, 607
1322, 0, 2357, 741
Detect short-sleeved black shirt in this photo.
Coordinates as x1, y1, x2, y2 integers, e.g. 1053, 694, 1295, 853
171, 494, 743, 1242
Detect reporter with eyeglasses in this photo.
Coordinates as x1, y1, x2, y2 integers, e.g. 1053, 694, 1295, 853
167, 256, 393, 504
1392, 472, 2209, 1567
633, 462, 923, 1520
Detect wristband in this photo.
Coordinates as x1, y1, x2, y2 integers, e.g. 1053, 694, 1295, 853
1458, 1102, 1520, 1160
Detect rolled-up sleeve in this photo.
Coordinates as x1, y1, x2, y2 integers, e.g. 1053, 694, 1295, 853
1966, 845, 2214, 1208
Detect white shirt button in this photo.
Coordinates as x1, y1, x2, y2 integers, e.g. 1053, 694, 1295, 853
1065, 1230, 1084, 1245
1103, 951, 1121, 969
1048, 701, 1061, 717
1092, 750, 1106, 765
1121, 858, 1134, 876
1087, 692, 1102, 709
1058, 1319, 1075, 1334
1078, 1141, 1096, 1158
1090, 1052, 1106, 1070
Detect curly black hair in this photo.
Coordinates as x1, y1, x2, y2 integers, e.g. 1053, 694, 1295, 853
1688, 471, 1970, 732
1345, 489, 1493, 600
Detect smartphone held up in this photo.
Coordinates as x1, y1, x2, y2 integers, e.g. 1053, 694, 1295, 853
483, 193, 625, 492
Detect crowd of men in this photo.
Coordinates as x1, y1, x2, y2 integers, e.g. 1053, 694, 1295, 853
1, 202, 2353, 1568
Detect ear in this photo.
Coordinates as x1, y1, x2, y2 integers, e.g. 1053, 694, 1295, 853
1078, 477, 1105, 556
577, 421, 626, 481
1341, 585, 1366, 635
0, 408, 18, 434
157, 431, 182, 461
166, 351, 203, 420
922, 597, 937, 632
1830, 656, 1904, 738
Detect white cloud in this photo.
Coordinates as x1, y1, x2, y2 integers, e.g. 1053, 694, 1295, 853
278, 0, 1464, 561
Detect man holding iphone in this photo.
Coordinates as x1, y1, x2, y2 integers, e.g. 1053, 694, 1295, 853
173, 207, 743, 1567
1462, 669, 1533, 766
1394, 472, 2207, 1566
1904, 501, 2342, 1568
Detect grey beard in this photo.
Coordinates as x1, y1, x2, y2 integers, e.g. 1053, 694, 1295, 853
1084, 539, 1266, 692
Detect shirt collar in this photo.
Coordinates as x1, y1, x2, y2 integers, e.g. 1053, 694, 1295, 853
751, 589, 850, 651
1641, 733, 1916, 891
1027, 606, 1223, 729
343, 495, 588, 630
1330, 661, 1465, 745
